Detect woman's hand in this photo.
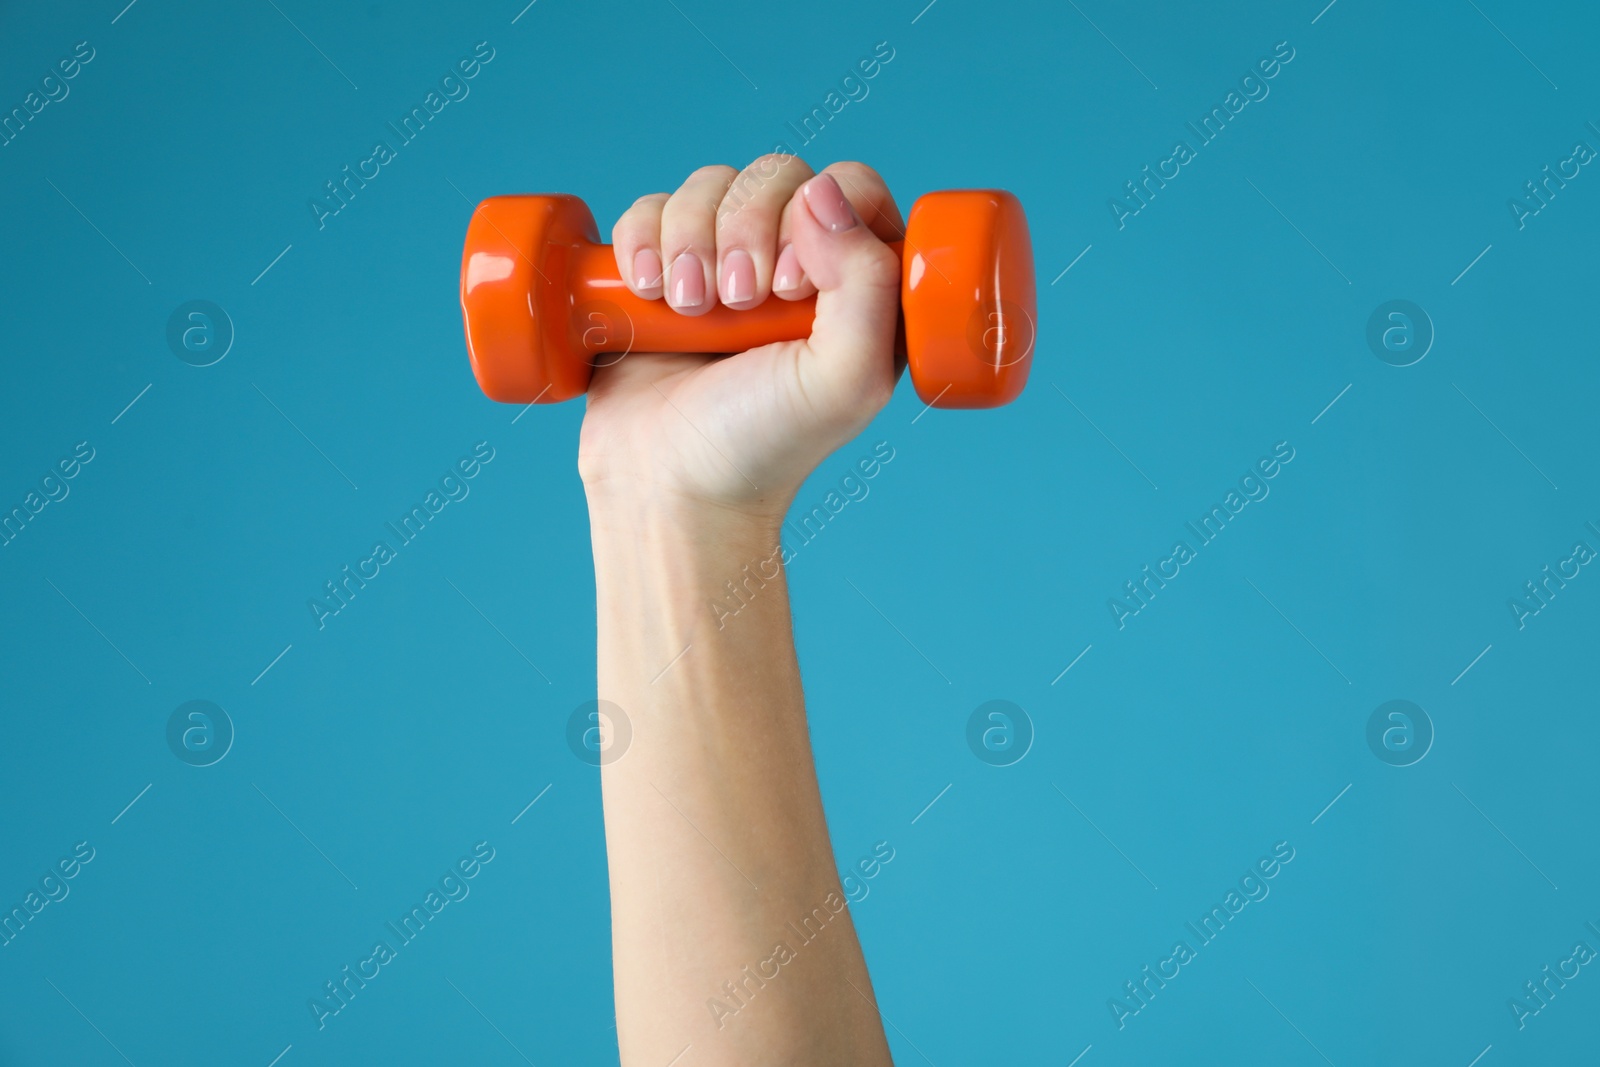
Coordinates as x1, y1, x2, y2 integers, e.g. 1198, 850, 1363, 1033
583, 159, 905, 1067
577, 157, 905, 521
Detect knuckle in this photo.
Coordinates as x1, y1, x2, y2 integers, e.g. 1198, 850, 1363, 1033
611, 219, 646, 247
715, 197, 769, 243
613, 194, 667, 243
688, 163, 738, 187
713, 213, 749, 245
721, 177, 765, 214
824, 160, 883, 188
666, 170, 736, 228
718, 159, 809, 235
747, 152, 806, 180
658, 209, 716, 251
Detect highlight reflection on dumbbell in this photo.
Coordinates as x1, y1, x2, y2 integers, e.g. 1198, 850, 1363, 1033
459, 190, 1037, 409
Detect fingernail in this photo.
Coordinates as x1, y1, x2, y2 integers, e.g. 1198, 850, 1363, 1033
633, 248, 663, 292
669, 252, 704, 308
721, 249, 756, 305
803, 173, 859, 233
773, 244, 805, 293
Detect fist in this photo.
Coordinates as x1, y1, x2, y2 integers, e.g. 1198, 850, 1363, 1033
577, 157, 906, 515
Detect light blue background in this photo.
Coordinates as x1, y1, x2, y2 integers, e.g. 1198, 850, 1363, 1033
2, 0, 1598, 1064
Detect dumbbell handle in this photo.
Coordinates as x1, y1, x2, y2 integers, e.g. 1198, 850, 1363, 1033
564, 240, 907, 357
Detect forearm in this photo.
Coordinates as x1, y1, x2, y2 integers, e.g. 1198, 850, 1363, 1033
589, 491, 892, 1067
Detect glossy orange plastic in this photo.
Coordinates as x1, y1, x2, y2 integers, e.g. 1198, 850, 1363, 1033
459, 190, 1035, 409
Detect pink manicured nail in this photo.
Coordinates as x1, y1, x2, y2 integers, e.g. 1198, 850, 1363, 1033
803, 173, 859, 233
772, 244, 805, 293
633, 248, 663, 292
721, 249, 756, 305
669, 252, 704, 308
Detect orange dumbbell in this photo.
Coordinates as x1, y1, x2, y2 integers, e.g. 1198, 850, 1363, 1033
459, 190, 1036, 409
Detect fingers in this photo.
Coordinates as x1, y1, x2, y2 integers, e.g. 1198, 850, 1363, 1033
773, 160, 903, 302
715, 153, 814, 309
614, 156, 815, 313
610, 157, 902, 341
788, 172, 902, 421
612, 193, 669, 299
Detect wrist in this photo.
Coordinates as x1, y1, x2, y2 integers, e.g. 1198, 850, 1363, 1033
587, 480, 797, 690
584, 478, 792, 554
586, 482, 792, 630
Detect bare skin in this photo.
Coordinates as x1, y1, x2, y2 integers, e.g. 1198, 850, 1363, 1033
581, 157, 904, 1066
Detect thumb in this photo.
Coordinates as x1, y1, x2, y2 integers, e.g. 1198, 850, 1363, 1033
789, 173, 902, 424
